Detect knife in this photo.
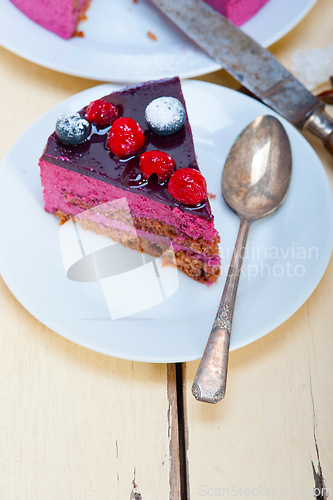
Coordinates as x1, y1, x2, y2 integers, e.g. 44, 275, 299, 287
149, 0, 333, 155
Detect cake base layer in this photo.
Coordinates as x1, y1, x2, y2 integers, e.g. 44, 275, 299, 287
55, 209, 220, 285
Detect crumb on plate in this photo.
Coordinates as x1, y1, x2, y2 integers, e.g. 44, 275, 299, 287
147, 31, 157, 41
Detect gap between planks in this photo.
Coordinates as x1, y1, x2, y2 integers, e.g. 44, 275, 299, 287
168, 362, 330, 500
167, 363, 190, 500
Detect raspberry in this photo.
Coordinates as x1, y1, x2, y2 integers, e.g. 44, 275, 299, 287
85, 99, 118, 127
139, 150, 175, 181
108, 117, 145, 158
168, 168, 207, 205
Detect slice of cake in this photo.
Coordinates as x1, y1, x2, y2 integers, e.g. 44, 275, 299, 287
10, 0, 91, 39
203, 0, 270, 26
39, 77, 220, 285
10, 0, 269, 39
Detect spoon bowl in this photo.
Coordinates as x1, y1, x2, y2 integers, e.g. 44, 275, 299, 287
192, 115, 292, 404
222, 115, 292, 220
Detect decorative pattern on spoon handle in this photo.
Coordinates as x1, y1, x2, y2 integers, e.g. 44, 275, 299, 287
212, 303, 232, 334
192, 218, 251, 404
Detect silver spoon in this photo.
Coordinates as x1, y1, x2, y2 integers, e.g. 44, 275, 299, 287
192, 115, 292, 404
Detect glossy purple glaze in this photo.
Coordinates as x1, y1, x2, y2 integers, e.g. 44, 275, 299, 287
41, 77, 213, 220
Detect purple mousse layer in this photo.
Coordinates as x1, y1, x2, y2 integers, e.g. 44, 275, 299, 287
10, 0, 88, 39
203, 0, 270, 26
40, 160, 218, 242
41, 77, 213, 221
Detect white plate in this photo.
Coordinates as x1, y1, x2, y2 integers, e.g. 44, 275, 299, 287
0, 0, 317, 82
0, 80, 332, 363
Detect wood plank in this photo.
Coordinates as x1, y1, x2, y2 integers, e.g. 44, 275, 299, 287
168, 364, 182, 499
0, 281, 174, 499
185, 280, 333, 497
185, 0, 333, 496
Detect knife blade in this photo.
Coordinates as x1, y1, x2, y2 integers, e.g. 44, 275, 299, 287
149, 0, 333, 154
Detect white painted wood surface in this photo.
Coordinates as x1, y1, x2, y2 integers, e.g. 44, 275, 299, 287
187, 0, 333, 497
0, 301, 171, 499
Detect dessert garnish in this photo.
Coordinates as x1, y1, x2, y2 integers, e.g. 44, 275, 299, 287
139, 150, 175, 181
168, 168, 207, 205
85, 99, 118, 127
108, 117, 145, 158
145, 97, 185, 136
55, 113, 91, 145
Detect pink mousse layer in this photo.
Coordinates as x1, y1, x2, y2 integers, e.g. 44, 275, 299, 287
10, 0, 87, 39
39, 160, 218, 243
203, 0, 270, 26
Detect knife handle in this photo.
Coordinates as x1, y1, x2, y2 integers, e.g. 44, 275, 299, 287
304, 109, 333, 155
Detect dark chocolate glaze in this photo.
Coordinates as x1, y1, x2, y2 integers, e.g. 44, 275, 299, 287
42, 77, 213, 220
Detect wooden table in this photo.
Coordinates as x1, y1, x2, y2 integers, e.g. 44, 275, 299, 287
0, 0, 332, 498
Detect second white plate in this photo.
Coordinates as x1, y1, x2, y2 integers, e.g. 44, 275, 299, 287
0, 80, 332, 362
0, 0, 317, 82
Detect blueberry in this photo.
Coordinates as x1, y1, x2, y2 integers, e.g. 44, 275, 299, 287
145, 97, 186, 136
55, 113, 91, 145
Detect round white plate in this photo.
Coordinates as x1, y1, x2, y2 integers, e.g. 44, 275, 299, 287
0, 80, 332, 362
0, 0, 317, 82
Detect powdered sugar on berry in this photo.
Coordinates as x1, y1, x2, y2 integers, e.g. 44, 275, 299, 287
55, 113, 91, 145
145, 97, 185, 135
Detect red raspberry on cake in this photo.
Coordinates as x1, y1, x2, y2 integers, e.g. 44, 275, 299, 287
168, 167, 207, 205
139, 150, 175, 181
85, 99, 118, 127
108, 117, 145, 158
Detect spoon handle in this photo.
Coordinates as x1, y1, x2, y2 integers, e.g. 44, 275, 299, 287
192, 217, 251, 404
